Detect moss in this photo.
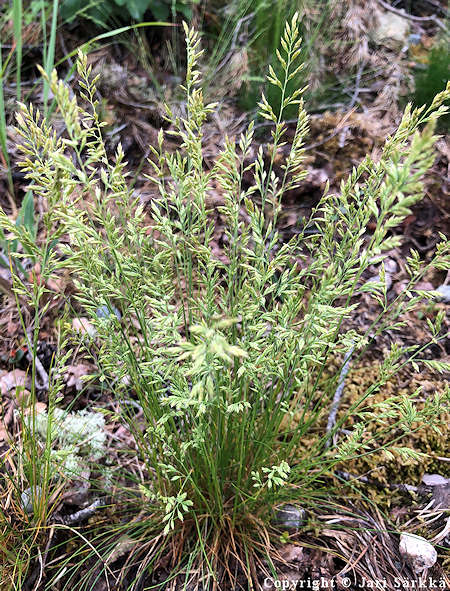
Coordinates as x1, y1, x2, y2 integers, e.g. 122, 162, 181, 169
334, 361, 449, 485
284, 358, 449, 495
413, 42, 450, 131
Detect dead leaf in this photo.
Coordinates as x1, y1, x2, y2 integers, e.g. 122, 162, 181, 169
65, 364, 95, 391
279, 544, 304, 562
413, 281, 435, 292
35, 402, 47, 413
0, 268, 12, 295
7, 317, 19, 336
72, 317, 97, 338
0, 369, 31, 395
47, 277, 66, 292
15, 389, 31, 405
432, 484, 450, 510
307, 167, 329, 186
105, 536, 136, 565
62, 468, 91, 505
0, 421, 9, 442
23, 402, 47, 416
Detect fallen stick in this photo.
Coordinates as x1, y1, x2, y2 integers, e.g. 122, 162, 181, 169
61, 498, 106, 525
335, 470, 419, 493
325, 346, 354, 448
376, 0, 446, 31
25, 331, 49, 391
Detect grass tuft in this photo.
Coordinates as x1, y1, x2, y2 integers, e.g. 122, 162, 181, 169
1, 12, 449, 590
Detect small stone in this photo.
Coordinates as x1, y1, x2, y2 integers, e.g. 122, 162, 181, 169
399, 533, 437, 573
21, 486, 43, 514
274, 504, 306, 531
434, 285, 450, 303
384, 258, 398, 275
422, 474, 448, 487
408, 33, 421, 46
367, 272, 392, 291
95, 305, 121, 321
372, 11, 410, 47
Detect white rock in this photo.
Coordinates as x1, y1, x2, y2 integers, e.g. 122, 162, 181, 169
422, 473, 448, 487
435, 284, 450, 303
399, 533, 437, 573
372, 12, 410, 47
366, 272, 393, 291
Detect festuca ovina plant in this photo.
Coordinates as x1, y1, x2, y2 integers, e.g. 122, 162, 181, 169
5, 14, 450, 590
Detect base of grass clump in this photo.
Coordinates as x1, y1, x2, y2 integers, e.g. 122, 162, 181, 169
43, 491, 448, 590
45, 505, 312, 590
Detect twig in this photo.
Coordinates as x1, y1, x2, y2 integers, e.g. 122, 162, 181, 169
25, 331, 49, 391
60, 497, 106, 525
215, 13, 253, 74
335, 470, 419, 493
31, 547, 44, 591
376, 0, 446, 31
431, 516, 450, 544
41, 525, 56, 571
325, 346, 354, 447
349, 61, 365, 110
58, 32, 73, 70
6, 190, 18, 218
122, 399, 143, 413
419, 0, 448, 15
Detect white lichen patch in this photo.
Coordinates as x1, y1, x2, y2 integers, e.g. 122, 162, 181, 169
34, 408, 106, 479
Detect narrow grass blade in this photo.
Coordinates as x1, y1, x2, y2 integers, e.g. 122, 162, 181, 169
0, 43, 14, 196
43, 0, 59, 115
12, 0, 22, 103
58, 21, 173, 64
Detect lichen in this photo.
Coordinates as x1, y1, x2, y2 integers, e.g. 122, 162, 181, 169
34, 408, 106, 479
